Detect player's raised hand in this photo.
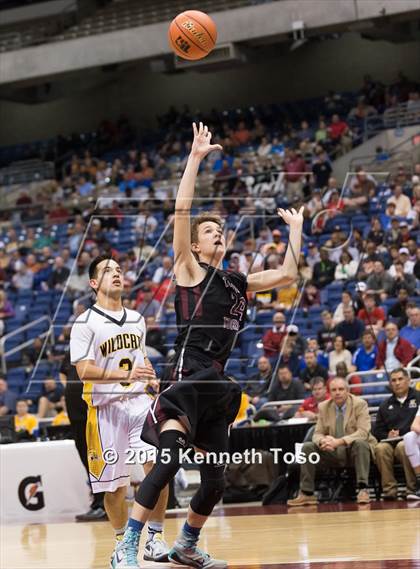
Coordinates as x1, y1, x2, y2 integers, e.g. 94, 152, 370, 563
190, 122, 222, 160
277, 206, 304, 227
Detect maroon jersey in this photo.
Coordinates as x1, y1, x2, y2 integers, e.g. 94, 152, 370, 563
174, 263, 248, 366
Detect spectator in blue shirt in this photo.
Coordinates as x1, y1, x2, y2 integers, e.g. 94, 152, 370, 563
77, 176, 95, 197
400, 306, 420, 350
352, 330, 378, 371
306, 337, 329, 369
0, 377, 17, 415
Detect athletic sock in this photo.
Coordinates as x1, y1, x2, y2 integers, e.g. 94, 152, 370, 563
124, 517, 145, 541
147, 521, 163, 542
115, 526, 126, 541
302, 490, 314, 496
179, 521, 201, 547
358, 483, 367, 490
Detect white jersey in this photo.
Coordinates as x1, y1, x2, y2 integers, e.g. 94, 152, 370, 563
70, 304, 149, 407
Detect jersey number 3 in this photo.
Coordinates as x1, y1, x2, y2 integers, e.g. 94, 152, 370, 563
119, 358, 133, 387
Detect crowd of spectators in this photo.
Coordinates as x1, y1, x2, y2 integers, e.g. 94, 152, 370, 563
0, 78, 419, 454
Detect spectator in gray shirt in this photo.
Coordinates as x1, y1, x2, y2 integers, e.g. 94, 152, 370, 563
306, 242, 321, 269
267, 365, 305, 419
136, 287, 164, 319
12, 264, 34, 290
366, 260, 395, 300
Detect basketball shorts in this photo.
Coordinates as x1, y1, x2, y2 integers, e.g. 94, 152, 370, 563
86, 395, 156, 493
141, 350, 242, 454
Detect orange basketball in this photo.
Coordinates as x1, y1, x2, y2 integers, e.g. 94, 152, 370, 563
168, 10, 217, 61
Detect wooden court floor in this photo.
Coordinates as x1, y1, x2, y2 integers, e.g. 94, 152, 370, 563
2, 502, 420, 568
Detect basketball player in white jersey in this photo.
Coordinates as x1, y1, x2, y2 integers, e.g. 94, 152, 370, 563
70, 254, 169, 564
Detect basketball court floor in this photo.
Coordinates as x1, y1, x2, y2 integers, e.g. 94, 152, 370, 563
2, 502, 419, 568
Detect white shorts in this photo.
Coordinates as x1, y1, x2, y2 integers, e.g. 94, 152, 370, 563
86, 395, 156, 493
403, 431, 420, 469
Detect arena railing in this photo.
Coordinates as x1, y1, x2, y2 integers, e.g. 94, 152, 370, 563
407, 353, 420, 372
348, 130, 420, 174
364, 103, 420, 140
0, 159, 55, 186
259, 365, 420, 417
347, 365, 420, 385
0, 0, 79, 52
260, 395, 384, 414
0, 315, 54, 374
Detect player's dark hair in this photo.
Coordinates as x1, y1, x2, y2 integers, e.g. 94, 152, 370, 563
190, 214, 223, 244
89, 254, 114, 280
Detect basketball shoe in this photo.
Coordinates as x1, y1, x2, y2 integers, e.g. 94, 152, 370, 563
110, 528, 140, 569
168, 539, 227, 568
143, 532, 169, 562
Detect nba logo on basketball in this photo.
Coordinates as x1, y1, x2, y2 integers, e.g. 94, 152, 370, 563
18, 475, 45, 511
175, 35, 190, 54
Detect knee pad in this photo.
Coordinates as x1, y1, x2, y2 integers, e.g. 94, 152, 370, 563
190, 463, 226, 517
135, 430, 189, 510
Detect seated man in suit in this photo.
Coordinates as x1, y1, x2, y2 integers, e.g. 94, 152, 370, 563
287, 377, 377, 506
374, 368, 419, 500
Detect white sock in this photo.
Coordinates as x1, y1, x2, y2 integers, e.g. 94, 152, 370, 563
147, 521, 163, 541
115, 526, 126, 540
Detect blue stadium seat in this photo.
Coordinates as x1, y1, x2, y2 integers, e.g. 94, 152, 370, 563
6, 367, 27, 383
308, 306, 325, 316
247, 341, 264, 360
17, 290, 33, 299
26, 324, 48, 339
255, 312, 274, 325
5, 351, 22, 364
35, 291, 53, 300
165, 312, 177, 325
13, 306, 29, 322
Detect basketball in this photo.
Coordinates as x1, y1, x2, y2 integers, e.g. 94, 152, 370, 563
168, 10, 217, 60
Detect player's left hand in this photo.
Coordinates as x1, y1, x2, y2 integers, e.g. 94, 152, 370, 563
277, 206, 304, 227
190, 122, 222, 160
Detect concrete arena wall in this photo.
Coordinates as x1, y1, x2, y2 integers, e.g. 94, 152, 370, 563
0, 0, 418, 86
0, 33, 419, 146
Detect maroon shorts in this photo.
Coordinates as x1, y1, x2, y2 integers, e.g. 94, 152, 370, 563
141, 351, 242, 453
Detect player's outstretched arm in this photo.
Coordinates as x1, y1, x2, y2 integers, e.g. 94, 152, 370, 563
75, 360, 156, 384
173, 122, 222, 276
247, 207, 304, 292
